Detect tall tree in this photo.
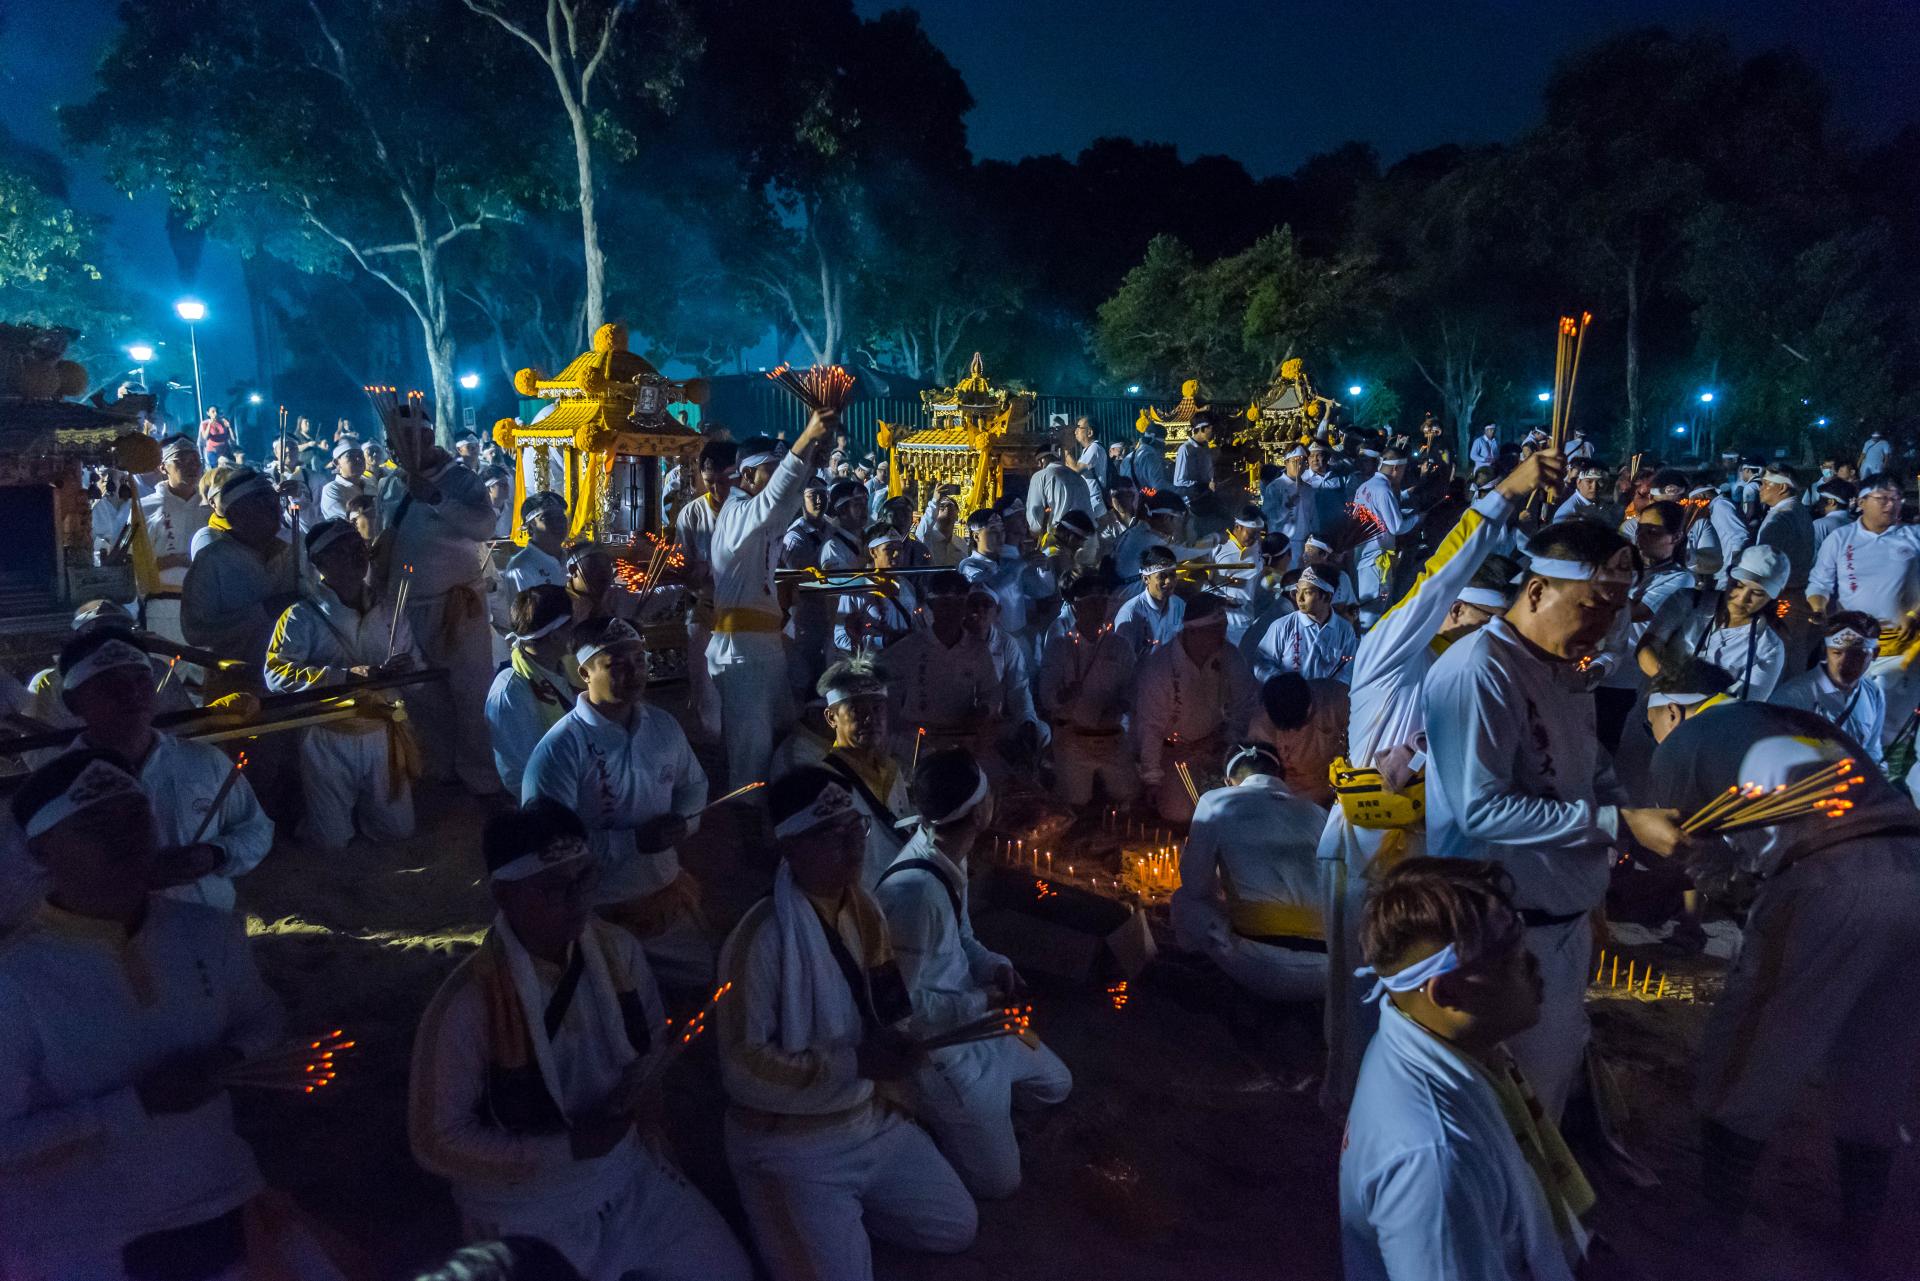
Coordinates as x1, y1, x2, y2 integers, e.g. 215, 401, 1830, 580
65, 0, 523, 433
461, 0, 701, 337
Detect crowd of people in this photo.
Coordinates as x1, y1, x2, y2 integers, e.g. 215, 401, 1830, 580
2, 396, 1916, 1281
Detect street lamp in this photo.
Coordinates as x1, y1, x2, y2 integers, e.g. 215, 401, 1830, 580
1125, 383, 1141, 396
127, 343, 154, 384
1347, 384, 1364, 397
248, 392, 262, 405
175, 299, 207, 422
1699, 391, 1715, 404
1536, 391, 1552, 403
459, 372, 480, 390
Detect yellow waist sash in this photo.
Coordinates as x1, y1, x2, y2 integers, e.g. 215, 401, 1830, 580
715, 607, 783, 634
1227, 898, 1324, 941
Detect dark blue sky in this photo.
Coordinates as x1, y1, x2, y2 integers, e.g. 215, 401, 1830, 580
5, 0, 1916, 397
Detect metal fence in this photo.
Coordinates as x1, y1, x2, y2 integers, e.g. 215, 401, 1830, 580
695, 374, 1152, 459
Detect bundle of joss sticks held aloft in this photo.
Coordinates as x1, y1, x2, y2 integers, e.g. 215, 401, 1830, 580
765, 363, 856, 414
1679, 758, 1864, 836
219, 1028, 354, 1095
1175, 760, 1201, 807
918, 1004, 1034, 1054
605, 982, 736, 1113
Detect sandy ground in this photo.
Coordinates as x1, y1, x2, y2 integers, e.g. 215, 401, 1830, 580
232, 765, 1920, 1281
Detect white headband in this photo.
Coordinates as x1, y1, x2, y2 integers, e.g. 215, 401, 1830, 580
1646, 690, 1712, 709
63, 638, 150, 691
1826, 628, 1878, 653
739, 449, 779, 470
23, 757, 146, 839
1305, 536, 1331, 552
306, 521, 356, 560
867, 532, 904, 550
1761, 471, 1794, 487
1455, 586, 1512, 610
1284, 447, 1305, 460
774, 781, 856, 839
216, 473, 273, 512
574, 619, 642, 667
489, 835, 590, 883
901, 764, 991, 830
1380, 453, 1407, 465
1233, 516, 1263, 529
1225, 744, 1280, 779
1297, 567, 1333, 593
162, 439, 195, 463
71, 602, 132, 630
511, 613, 571, 645
1527, 556, 1633, 585
824, 683, 887, 706
1357, 944, 1460, 1003
332, 441, 360, 460
1358, 448, 1381, 459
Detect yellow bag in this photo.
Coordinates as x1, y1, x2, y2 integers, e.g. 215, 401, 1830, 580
1330, 755, 1424, 830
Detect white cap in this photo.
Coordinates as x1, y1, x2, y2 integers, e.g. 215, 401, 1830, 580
1730, 545, 1788, 598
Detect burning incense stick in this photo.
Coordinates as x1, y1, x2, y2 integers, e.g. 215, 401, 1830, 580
1175, 760, 1200, 806
155, 655, 179, 696
765, 364, 856, 414
187, 751, 249, 846
220, 1028, 353, 1095
697, 781, 765, 816
1678, 759, 1860, 836
387, 564, 413, 660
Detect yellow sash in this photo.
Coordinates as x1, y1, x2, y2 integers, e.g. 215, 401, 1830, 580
1227, 899, 1325, 941
715, 607, 782, 634
1478, 1052, 1596, 1245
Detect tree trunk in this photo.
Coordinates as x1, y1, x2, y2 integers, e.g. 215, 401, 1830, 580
569, 103, 605, 336
1623, 243, 1643, 456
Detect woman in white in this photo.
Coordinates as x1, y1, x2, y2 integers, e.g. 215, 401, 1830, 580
485, 584, 580, 794
1639, 544, 1788, 702
1254, 567, 1358, 683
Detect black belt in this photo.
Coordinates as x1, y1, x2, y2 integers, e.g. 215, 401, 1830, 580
1518, 907, 1586, 928
1233, 930, 1328, 954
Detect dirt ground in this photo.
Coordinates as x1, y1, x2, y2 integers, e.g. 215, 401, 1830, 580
234, 766, 1920, 1281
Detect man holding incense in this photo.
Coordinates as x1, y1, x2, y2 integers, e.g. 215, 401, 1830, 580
707, 417, 835, 793
717, 766, 977, 1281
1424, 519, 1692, 1119
265, 519, 421, 850
813, 657, 912, 889
0, 750, 342, 1280
1649, 701, 1920, 1253
875, 747, 1072, 1198
1134, 593, 1259, 824
1340, 859, 1590, 1281
524, 617, 712, 990
54, 626, 275, 909
409, 800, 752, 1281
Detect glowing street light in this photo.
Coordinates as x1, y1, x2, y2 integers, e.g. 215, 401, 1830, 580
1125, 383, 1142, 395
1699, 391, 1715, 404
1537, 391, 1552, 404
1347, 384, 1364, 397
127, 343, 155, 364
248, 393, 263, 405
175, 298, 207, 420
459, 372, 481, 391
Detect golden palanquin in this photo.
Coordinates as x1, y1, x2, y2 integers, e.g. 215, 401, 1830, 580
878, 353, 1046, 518
492, 323, 705, 544
1138, 360, 1342, 486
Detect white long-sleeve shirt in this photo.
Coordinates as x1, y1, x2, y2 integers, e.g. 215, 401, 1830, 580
265, 580, 417, 693
1469, 436, 1499, 471
1705, 495, 1751, 584
1342, 1002, 1580, 1281
320, 475, 372, 521
140, 486, 211, 588
1132, 636, 1258, 782
1806, 520, 1920, 623
1642, 598, 1786, 701
1770, 666, 1885, 764
1112, 591, 1184, 659
1172, 439, 1213, 495
873, 834, 1006, 1041
484, 652, 577, 795
181, 530, 300, 666
522, 696, 707, 906
1125, 442, 1170, 494
0, 899, 284, 1266
391, 461, 499, 601
883, 627, 999, 742
1036, 626, 1135, 733
1211, 536, 1266, 642
1423, 616, 1623, 916
1755, 498, 1815, 592
91, 495, 131, 563
674, 489, 725, 572
408, 917, 667, 1224
1174, 774, 1328, 954
1025, 462, 1094, 536
958, 550, 1053, 637
1352, 473, 1420, 550
1254, 609, 1358, 683
709, 452, 812, 669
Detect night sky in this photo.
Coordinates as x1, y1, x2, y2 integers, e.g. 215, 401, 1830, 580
4, 0, 1916, 392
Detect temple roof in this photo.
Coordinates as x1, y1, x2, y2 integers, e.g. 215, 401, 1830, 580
497, 323, 703, 455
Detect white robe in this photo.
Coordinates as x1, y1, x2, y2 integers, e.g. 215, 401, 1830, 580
0, 899, 284, 1273
1253, 609, 1358, 683
181, 530, 300, 670
1024, 462, 1094, 536
97, 732, 274, 912
1111, 591, 1184, 660
1132, 636, 1257, 786
1341, 1002, 1579, 1281
1769, 666, 1885, 766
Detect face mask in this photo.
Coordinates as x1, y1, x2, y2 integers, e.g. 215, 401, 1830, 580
1821, 467, 1834, 479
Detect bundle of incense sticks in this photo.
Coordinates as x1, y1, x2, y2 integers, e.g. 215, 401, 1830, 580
696, 781, 765, 816
614, 982, 735, 1107
155, 655, 180, 696
632, 534, 678, 614
1175, 760, 1201, 806
387, 563, 414, 661
187, 751, 250, 845
1548, 313, 1592, 452
1679, 758, 1863, 836
219, 1028, 354, 1095
362, 386, 430, 471
1324, 507, 1387, 558
919, 1004, 1034, 1053
765, 363, 856, 414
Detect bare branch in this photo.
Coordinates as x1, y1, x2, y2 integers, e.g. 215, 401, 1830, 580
460, 0, 553, 63
579, 3, 623, 105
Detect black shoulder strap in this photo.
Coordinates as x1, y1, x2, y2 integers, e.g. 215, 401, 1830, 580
542, 944, 588, 1039
811, 905, 883, 1032
876, 857, 963, 922
821, 751, 902, 831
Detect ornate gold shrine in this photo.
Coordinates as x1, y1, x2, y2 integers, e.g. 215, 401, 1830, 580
876, 353, 1044, 517
492, 323, 706, 544
1242, 358, 1339, 455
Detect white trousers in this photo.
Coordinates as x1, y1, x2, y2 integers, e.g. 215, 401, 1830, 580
909, 1036, 1072, 1199
1216, 935, 1329, 1005
1869, 652, 1920, 747
708, 654, 795, 793
1507, 915, 1591, 1122
407, 593, 502, 795
725, 1105, 976, 1281
297, 727, 414, 851
466, 1147, 752, 1281
1355, 541, 1391, 627
1696, 840, 1920, 1145
687, 617, 721, 742
1053, 732, 1139, 806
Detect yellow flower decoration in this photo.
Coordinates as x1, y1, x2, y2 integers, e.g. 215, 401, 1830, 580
1281, 358, 1304, 382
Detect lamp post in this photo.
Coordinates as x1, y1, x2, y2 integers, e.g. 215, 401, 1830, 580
127, 344, 155, 386
175, 299, 207, 423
